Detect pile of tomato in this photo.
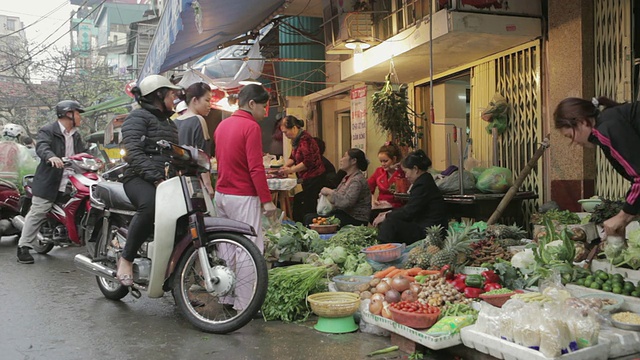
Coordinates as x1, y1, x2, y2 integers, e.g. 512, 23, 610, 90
389, 301, 439, 314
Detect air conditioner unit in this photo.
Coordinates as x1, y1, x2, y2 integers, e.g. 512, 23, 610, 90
325, 12, 379, 54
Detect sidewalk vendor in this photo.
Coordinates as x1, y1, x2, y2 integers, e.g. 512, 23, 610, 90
368, 142, 406, 221
280, 115, 325, 222
305, 148, 371, 227
373, 150, 447, 245
554, 96, 640, 235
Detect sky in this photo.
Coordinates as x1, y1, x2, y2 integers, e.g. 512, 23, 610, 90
1, 1, 77, 53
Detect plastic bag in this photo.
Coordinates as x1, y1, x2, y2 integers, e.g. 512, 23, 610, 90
425, 315, 474, 336
475, 166, 513, 193
481, 93, 509, 135
435, 170, 476, 194
0, 141, 38, 193
317, 194, 333, 216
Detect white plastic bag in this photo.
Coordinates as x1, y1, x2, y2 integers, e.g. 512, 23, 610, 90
317, 194, 333, 216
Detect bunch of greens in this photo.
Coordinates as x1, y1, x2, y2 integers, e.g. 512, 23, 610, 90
261, 264, 329, 322
589, 199, 625, 225
530, 209, 580, 225
327, 225, 378, 254
265, 222, 320, 261
612, 226, 640, 269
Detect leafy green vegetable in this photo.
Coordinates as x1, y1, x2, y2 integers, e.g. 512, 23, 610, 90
262, 264, 329, 322
589, 199, 625, 225
265, 222, 321, 261
531, 209, 580, 225
492, 259, 527, 290
327, 225, 378, 254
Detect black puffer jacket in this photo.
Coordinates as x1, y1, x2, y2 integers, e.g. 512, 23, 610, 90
121, 103, 179, 183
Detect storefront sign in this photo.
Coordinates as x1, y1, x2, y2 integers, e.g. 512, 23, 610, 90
350, 86, 367, 151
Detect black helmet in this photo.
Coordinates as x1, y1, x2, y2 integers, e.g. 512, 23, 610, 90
56, 100, 85, 118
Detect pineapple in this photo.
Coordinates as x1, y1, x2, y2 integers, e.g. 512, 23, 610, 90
425, 225, 445, 248
426, 244, 441, 255
406, 247, 432, 269
430, 226, 474, 269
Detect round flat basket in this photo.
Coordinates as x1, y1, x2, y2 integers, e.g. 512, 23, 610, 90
307, 292, 360, 318
309, 224, 339, 234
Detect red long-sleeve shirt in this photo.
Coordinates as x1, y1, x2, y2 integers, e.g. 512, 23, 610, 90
214, 110, 271, 203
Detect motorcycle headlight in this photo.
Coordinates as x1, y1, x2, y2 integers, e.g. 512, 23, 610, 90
74, 157, 104, 172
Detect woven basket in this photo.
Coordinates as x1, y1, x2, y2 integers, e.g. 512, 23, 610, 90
307, 292, 360, 318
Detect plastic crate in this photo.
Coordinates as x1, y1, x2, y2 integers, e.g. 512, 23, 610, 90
460, 325, 610, 360
360, 306, 461, 350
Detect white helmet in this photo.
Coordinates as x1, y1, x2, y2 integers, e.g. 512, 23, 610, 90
138, 75, 182, 97
175, 100, 188, 113
2, 123, 26, 139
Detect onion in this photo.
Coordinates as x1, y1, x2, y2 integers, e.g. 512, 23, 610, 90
401, 290, 417, 302
391, 275, 411, 293
375, 281, 391, 294
410, 283, 421, 294
385, 289, 401, 303
369, 299, 382, 315
381, 301, 392, 319
370, 293, 385, 302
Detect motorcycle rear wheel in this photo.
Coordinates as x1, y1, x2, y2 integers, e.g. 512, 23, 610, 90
94, 219, 128, 300
172, 232, 268, 334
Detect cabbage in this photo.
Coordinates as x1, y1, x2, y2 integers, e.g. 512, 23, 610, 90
628, 226, 640, 248
511, 249, 536, 273
327, 246, 347, 264
355, 262, 373, 276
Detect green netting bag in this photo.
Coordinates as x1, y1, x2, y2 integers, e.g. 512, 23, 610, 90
475, 166, 513, 194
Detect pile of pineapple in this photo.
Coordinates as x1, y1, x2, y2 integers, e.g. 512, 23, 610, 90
405, 224, 527, 270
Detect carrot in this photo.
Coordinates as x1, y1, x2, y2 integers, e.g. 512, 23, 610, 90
386, 269, 403, 278
374, 266, 397, 279
406, 267, 422, 276
404, 275, 415, 283
418, 270, 440, 276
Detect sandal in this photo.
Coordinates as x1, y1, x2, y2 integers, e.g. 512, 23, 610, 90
117, 258, 134, 286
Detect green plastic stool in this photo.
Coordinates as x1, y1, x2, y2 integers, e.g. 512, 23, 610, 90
314, 315, 358, 333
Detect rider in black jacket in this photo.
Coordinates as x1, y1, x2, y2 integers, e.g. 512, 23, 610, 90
17, 100, 87, 264
117, 74, 181, 286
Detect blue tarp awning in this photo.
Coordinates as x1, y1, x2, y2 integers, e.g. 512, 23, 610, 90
138, 0, 284, 81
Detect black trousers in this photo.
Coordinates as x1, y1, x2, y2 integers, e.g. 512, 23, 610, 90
122, 177, 156, 261
303, 209, 368, 227
377, 218, 426, 245
292, 175, 325, 223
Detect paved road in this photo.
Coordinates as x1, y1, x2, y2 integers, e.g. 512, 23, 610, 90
0, 236, 397, 360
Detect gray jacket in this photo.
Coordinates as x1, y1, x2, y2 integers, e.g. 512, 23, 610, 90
331, 171, 371, 222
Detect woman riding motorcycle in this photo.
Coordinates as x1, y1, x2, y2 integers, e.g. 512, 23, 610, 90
117, 74, 182, 286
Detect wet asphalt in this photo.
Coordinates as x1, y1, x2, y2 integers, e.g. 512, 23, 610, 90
0, 235, 497, 360
0, 236, 401, 360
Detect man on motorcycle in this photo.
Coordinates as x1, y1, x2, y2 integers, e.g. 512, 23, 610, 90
17, 100, 87, 264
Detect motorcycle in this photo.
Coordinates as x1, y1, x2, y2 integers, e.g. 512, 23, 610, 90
74, 139, 268, 334
11, 153, 104, 254
0, 178, 20, 237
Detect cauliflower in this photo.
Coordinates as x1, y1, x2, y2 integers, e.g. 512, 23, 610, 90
511, 249, 536, 273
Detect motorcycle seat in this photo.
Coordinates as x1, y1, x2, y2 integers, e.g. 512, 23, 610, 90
95, 181, 136, 211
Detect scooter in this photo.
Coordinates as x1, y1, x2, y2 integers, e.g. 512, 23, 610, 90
74, 139, 268, 334
0, 178, 20, 237
11, 153, 104, 254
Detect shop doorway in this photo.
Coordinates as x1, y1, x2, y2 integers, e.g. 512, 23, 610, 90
336, 112, 351, 162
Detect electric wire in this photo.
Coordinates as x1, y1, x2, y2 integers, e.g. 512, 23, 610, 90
0, 0, 68, 40
0, 0, 104, 73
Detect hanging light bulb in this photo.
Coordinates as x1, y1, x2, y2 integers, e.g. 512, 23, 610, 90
353, 42, 364, 74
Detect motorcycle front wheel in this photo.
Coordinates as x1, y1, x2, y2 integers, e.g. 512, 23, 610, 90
172, 232, 268, 334
94, 218, 128, 300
